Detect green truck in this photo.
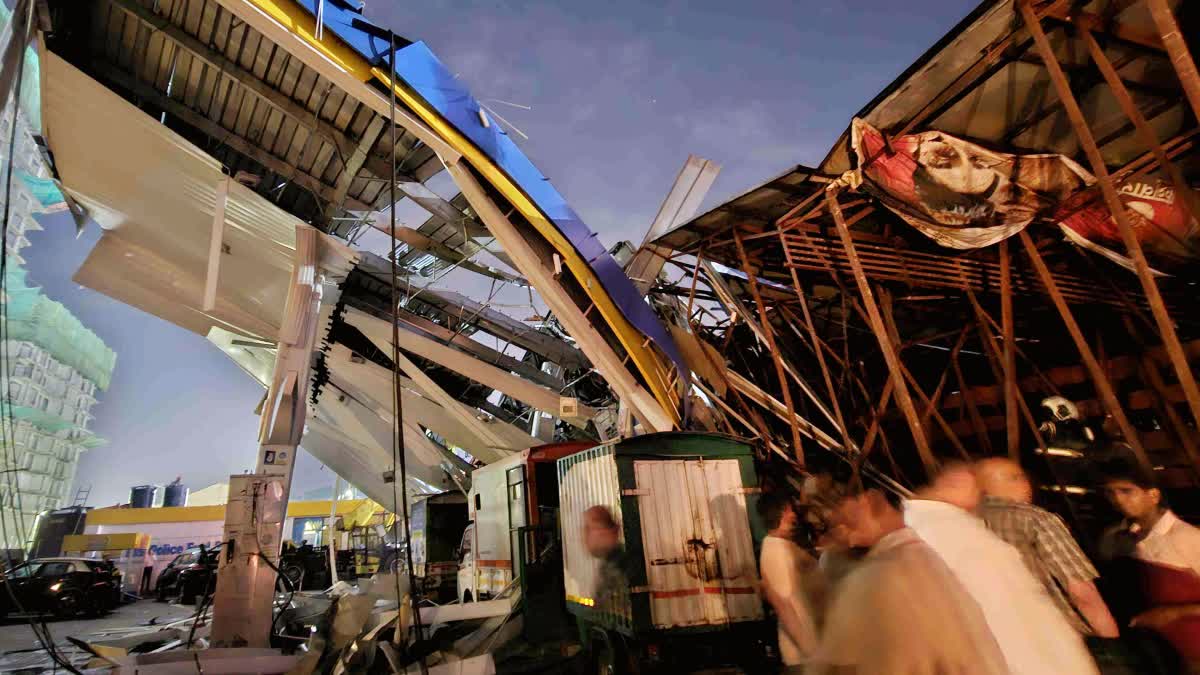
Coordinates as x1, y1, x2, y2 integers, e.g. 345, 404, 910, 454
556, 432, 772, 673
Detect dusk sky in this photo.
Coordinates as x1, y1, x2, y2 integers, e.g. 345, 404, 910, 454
22, 0, 979, 507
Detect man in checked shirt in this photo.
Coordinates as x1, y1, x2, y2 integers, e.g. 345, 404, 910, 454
976, 457, 1121, 638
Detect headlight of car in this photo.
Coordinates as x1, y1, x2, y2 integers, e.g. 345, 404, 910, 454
49, 582, 62, 592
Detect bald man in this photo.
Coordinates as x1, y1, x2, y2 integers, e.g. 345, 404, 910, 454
904, 463, 1099, 675
976, 457, 1120, 638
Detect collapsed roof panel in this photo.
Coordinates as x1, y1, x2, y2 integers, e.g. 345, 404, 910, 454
42, 48, 304, 340
46, 0, 442, 229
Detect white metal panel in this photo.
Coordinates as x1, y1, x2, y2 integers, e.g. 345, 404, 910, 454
634, 459, 762, 629
559, 446, 625, 619
468, 451, 529, 596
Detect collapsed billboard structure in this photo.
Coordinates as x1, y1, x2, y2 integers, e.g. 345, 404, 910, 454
14, 0, 1200, 648
651, 0, 1200, 525
32, 0, 692, 507
26, 0, 695, 642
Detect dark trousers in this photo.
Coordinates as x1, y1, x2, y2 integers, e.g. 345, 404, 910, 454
140, 566, 153, 595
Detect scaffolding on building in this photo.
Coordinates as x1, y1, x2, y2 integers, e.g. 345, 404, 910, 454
0, 266, 113, 549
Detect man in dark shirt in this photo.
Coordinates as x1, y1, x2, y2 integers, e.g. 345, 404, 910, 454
583, 506, 629, 617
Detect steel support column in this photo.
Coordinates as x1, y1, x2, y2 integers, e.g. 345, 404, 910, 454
211, 226, 323, 647
1146, 0, 1200, 122
1023, 1, 1200, 459
1018, 230, 1152, 473
828, 189, 937, 476
733, 230, 805, 462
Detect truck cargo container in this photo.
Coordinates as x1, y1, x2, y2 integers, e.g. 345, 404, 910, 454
558, 432, 770, 673
407, 491, 468, 603
456, 441, 592, 604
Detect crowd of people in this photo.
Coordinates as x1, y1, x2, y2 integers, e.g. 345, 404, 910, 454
758, 457, 1200, 674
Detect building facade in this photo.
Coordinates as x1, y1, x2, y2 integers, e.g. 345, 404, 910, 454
1, 266, 114, 550
0, 17, 114, 549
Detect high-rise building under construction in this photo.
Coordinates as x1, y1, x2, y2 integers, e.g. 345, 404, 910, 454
0, 3, 115, 550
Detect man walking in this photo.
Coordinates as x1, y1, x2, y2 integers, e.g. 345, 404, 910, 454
904, 463, 1099, 675
976, 456, 1119, 637
808, 486, 1007, 674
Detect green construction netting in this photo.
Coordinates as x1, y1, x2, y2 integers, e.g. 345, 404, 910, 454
4, 266, 116, 390
7, 404, 73, 433
17, 171, 66, 208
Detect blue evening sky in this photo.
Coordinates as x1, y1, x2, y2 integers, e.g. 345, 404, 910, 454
20, 0, 979, 506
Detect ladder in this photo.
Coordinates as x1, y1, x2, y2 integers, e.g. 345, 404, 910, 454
72, 484, 91, 507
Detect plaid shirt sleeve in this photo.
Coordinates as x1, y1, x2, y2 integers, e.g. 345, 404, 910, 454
1032, 510, 1098, 584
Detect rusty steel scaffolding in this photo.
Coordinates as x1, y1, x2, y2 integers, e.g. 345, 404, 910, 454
650, 0, 1200, 531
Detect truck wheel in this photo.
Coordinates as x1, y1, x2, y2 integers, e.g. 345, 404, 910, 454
592, 638, 615, 675
589, 629, 635, 675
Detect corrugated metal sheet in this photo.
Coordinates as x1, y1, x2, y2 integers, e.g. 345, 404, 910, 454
633, 459, 762, 629
44, 48, 298, 340
72, 0, 449, 237
558, 445, 629, 627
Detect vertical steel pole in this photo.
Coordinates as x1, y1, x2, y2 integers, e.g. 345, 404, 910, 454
733, 230, 805, 464
1146, 0, 1200, 122
828, 189, 938, 476
999, 241, 1019, 459
1022, 1, 1200, 458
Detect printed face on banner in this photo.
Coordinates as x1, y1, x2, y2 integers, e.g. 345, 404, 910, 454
852, 119, 1093, 249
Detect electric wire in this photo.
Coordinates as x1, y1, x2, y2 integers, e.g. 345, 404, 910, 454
386, 32, 426, 672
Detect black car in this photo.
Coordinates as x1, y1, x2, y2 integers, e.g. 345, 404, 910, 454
155, 545, 220, 605
0, 558, 121, 618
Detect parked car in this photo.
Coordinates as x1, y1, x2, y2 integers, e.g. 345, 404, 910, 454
155, 545, 220, 605
0, 557, 121, 618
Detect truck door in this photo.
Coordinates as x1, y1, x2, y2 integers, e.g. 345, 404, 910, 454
457, 523, 475, 603
633, 459, 763, 629
506, 465, 528, 581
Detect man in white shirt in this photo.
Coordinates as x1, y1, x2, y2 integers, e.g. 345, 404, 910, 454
757, 492, 818, 672
809, 486, 1008, 675
1099, 462, 1200, 576
1098, 460, 1200, 669
904, 463, 1099, 675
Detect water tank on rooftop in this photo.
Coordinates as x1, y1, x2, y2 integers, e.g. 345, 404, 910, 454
163, 478, 189, 507
129, 485, 160, 509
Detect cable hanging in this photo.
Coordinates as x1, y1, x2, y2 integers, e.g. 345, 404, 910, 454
385, 32, 427, 673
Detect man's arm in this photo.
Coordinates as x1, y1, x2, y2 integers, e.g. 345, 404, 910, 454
1066, 579, 1120, 638
1035, 511, 1120, 637
1131, 604, 1200, 630
763, 583, 818, 655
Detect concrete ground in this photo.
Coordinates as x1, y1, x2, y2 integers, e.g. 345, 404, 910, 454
0, 598, 193, 657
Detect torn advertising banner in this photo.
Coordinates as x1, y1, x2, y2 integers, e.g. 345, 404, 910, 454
1055, 175, 1199, 275
851, 119, 1092, 249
